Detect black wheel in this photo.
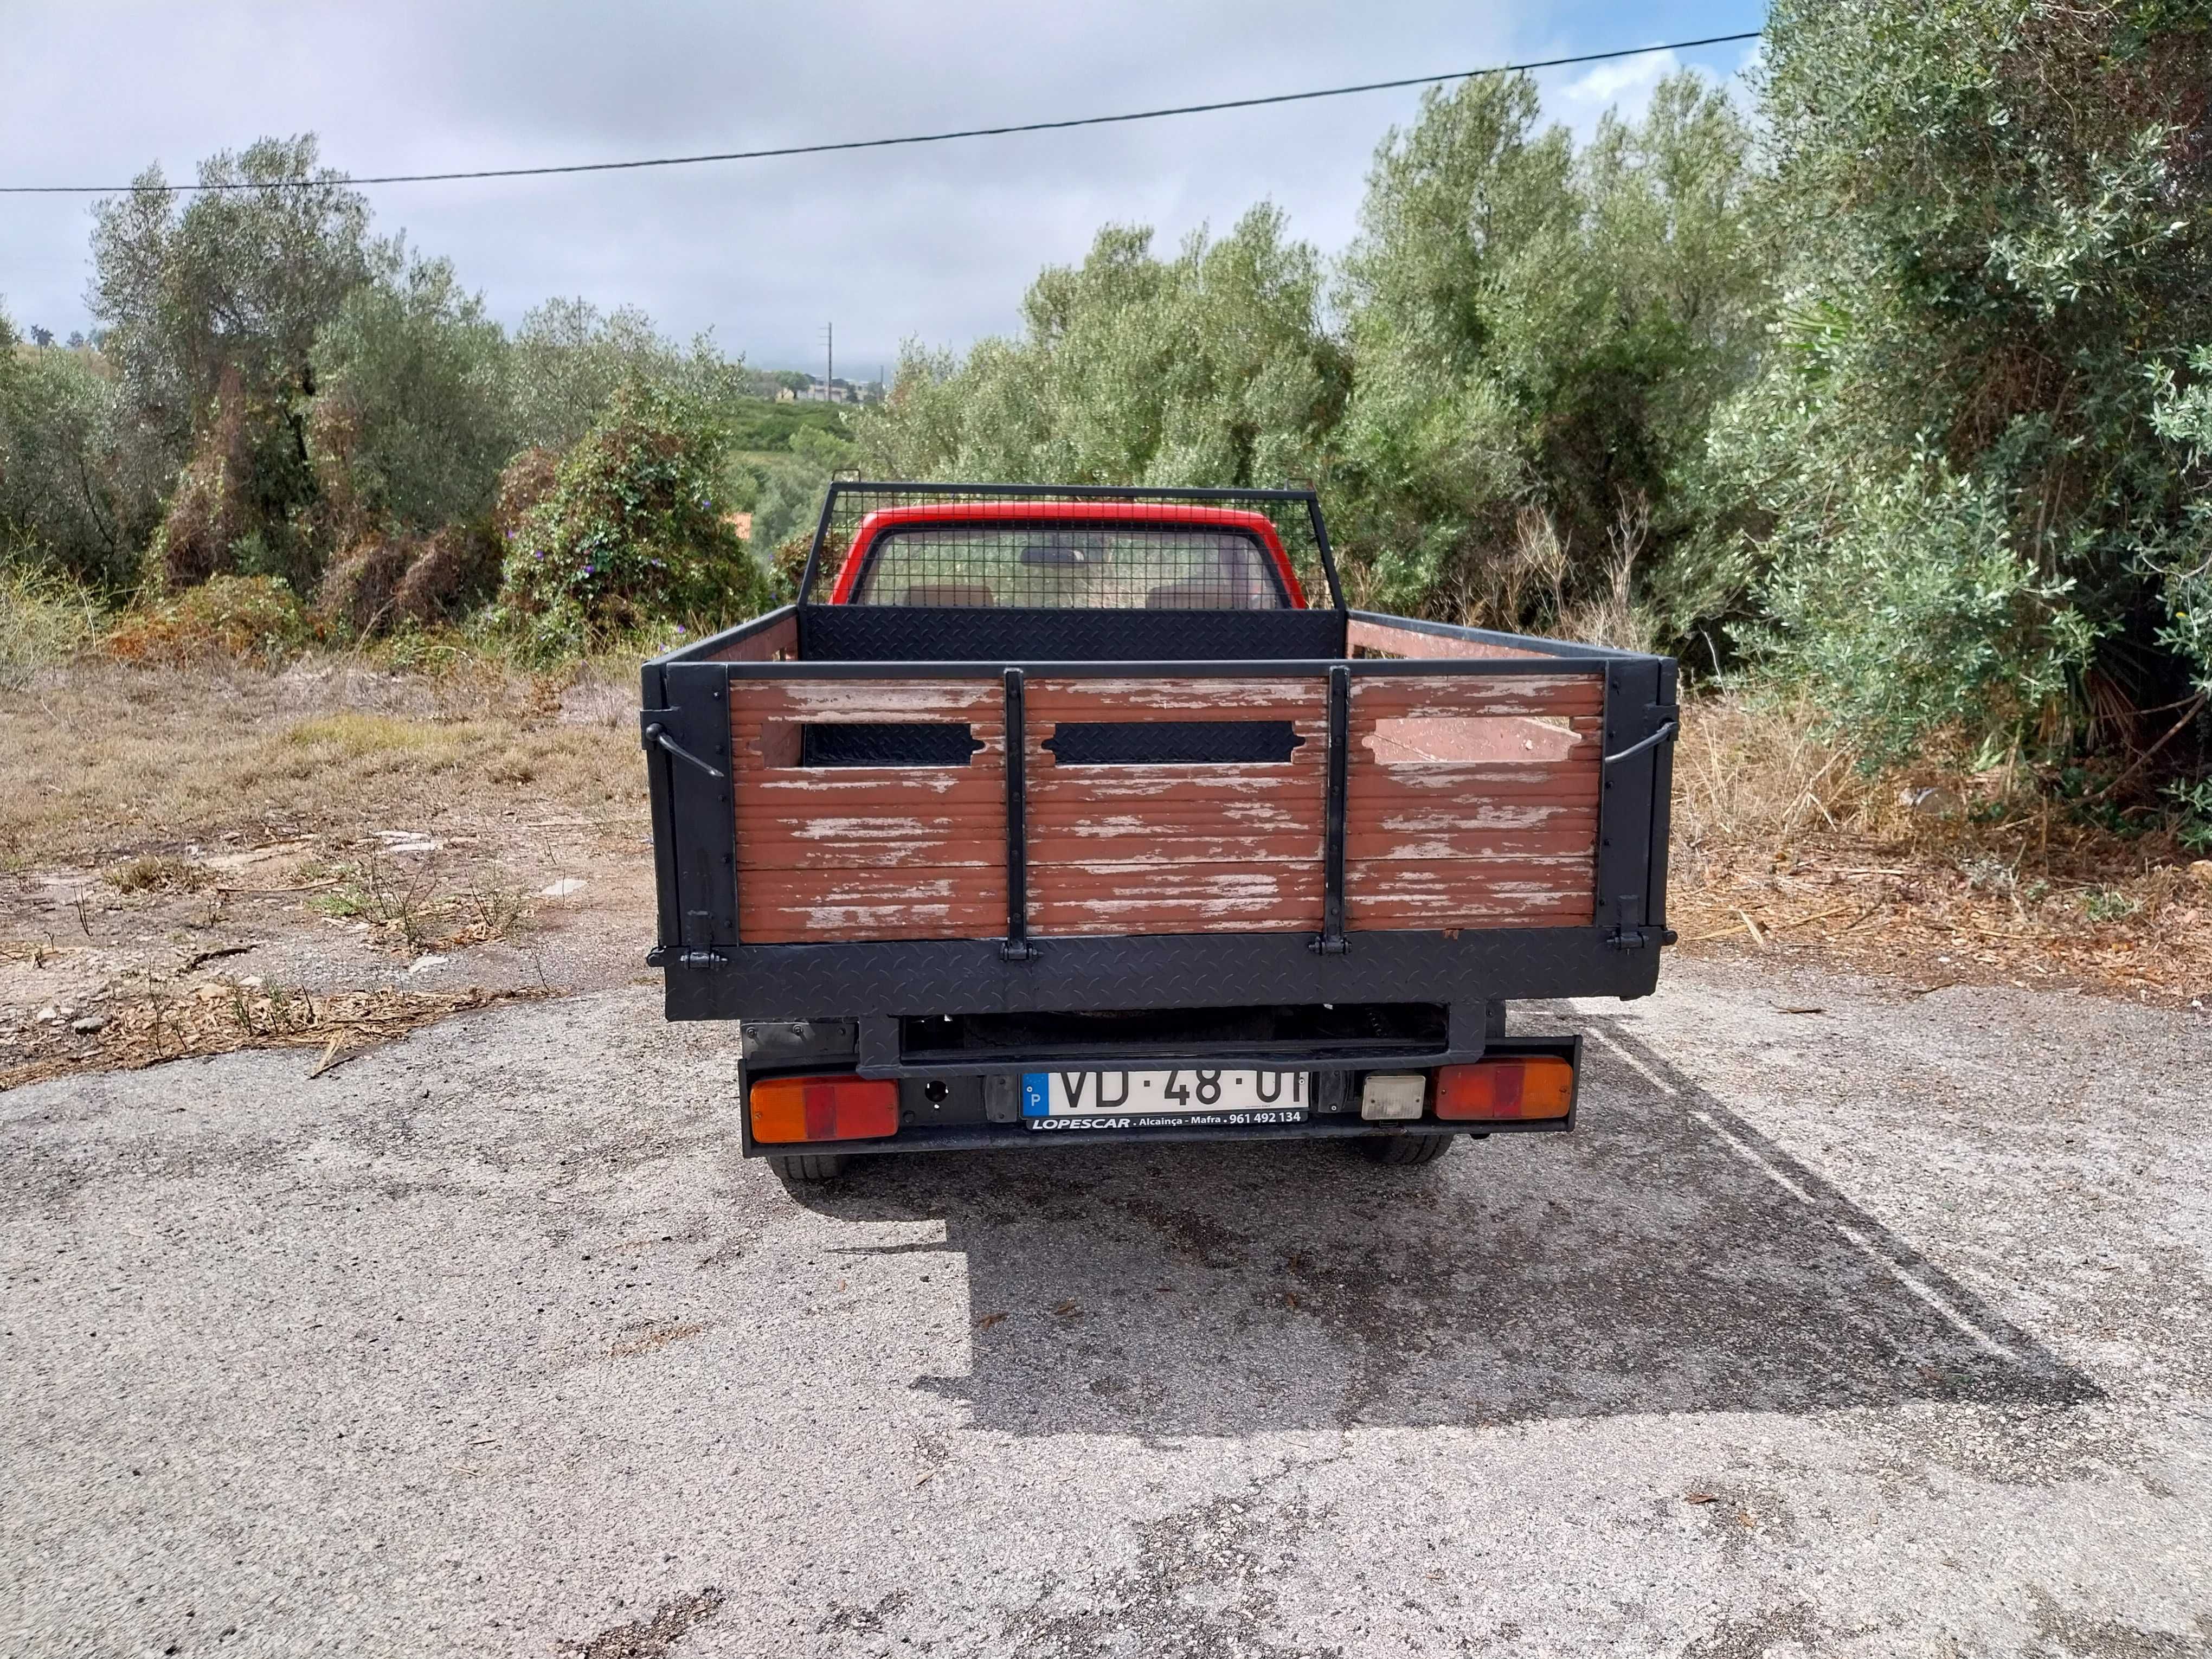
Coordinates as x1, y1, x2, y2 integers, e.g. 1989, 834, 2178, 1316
1358, 1133, 1455, 1167
769, 1152, 849, 1185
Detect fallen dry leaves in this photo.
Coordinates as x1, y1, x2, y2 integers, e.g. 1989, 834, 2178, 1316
1670, 697, 2212, 1006
0, 978, 551, 1091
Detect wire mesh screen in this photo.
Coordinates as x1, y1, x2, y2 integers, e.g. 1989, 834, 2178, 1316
855, 524, 1287, 609
800, 484, 1341, 610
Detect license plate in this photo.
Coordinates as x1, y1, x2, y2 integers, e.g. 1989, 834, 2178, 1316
1021, 1069, 1310, 1131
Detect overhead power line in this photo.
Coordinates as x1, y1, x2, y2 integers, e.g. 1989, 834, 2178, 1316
0, 32, 1762, 196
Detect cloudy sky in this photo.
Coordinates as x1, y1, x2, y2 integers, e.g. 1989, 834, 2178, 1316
1, 1, 1762, 375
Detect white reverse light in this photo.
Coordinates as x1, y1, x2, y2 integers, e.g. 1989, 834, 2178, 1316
1359, 1073, 1427, 1121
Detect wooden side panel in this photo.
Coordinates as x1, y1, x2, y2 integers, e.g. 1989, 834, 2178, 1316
729, 678, 1006, 943
1345, 671, 1603, 931
704, 610, 799, 663
1348, 618, 1560, 663
1026, 676, 1327, 936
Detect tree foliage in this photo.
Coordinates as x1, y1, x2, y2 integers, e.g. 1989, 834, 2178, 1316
308, 251, 515, 536
1712, 0, 2212, 756
1, 306, 163, 590
860, 206, 1347, 490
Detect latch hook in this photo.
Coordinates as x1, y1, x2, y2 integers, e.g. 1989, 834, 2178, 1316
642, 720, 725, 781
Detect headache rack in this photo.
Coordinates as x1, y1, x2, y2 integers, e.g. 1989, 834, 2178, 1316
643, 482, 1677, 1030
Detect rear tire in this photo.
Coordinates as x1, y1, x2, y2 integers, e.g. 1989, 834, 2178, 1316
769, 1152, 849, 1185
1358, 1133, 1455, 1167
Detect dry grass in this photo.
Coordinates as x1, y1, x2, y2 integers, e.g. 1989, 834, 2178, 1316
313, 851, 537, 954
1671, 696, 2212, 1004
104, 853, 213, 893
0, 977, 551, 1092
0, 654, 642, 871
0, 565, 101, 690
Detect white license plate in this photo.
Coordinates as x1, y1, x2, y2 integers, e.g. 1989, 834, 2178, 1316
1021, 1069, 1310, 1131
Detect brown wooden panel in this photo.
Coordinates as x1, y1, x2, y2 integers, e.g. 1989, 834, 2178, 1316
729, 677, 1011, 942
1351, 674, 1605, 721
738, 832, 1005, 870
1026, 678, 1326, 721
1353, 801, 1596, 834
1033, 856, 1324, 935
1363, 715, 1589, 764
1345, 827, 1599, 861
729, 679, 1004, 722
705, 612, 799, 662
1347, 619, 1561, 663
1028, 831, 1323, 866
742, 768, 1006, 807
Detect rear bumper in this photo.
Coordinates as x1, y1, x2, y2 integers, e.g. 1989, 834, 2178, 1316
661, 926, 1662, 1024
735, 1032, 1581, 1161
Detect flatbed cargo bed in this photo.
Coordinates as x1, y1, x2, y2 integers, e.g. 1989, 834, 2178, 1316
643, 483, 1676, 1172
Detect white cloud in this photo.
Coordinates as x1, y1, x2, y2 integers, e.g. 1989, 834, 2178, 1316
1561, 48, 1680, 106
0, 3, 1758, 371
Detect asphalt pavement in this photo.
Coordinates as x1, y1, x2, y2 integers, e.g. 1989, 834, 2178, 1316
4, 958, 2208, 1657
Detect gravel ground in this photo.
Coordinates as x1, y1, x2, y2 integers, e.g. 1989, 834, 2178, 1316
3, 958, 2208, 1657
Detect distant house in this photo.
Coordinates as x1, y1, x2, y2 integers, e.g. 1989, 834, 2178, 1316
775, 386, 798, 402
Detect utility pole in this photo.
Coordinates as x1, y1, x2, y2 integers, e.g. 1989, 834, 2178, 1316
821, 321, 833, 402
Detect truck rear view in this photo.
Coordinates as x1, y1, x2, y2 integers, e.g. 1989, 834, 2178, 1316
642, 484, 1676, 1178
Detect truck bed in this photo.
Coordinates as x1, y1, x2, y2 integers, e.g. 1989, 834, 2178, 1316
641, 484, 1675, 1157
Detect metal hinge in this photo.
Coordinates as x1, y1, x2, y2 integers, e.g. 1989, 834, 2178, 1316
645, 944, 729, 969
1603, 891, 1675, 950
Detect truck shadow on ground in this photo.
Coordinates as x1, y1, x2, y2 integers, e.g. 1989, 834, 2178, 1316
789, 1018, 2099, 1437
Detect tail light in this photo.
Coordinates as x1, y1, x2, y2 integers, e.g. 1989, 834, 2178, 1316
750, 1075, 899, 1144
1435, 1057, 1574, 1122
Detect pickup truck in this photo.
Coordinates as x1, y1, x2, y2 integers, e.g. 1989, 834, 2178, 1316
641, 483, 1676, 1181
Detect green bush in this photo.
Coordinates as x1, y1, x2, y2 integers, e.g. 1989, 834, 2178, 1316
1712, 0, 2212, 761
494, 383, 772, 660
1, 314, 162, 593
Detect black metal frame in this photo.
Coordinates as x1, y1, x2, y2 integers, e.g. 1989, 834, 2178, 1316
641, 487, 1676, 1160
794, 480, 1351, 612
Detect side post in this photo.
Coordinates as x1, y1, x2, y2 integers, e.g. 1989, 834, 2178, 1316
1316, 662, 1350, 954
1001, 667, 1035, 962
660, 661, 738, 959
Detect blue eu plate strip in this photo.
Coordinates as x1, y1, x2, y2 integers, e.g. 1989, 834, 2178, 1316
1021, 1073, 1050, 1117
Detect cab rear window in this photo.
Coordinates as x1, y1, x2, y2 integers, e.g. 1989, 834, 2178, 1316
849, 524, 1290, 610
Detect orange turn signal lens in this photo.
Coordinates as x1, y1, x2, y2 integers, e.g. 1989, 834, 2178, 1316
1435, 1058, 1574, 1121
749, 1075, 899, 1144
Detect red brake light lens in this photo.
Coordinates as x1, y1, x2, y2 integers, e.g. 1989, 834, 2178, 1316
750, 1075, 899, 1143
1435, 1058, 1575, 1121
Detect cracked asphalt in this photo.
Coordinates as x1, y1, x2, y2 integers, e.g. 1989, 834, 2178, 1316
4, 957, 2209, 1657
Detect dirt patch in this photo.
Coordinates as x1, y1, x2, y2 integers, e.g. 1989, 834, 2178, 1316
553, 1589, 726, 1659
1, 652, 654, 1091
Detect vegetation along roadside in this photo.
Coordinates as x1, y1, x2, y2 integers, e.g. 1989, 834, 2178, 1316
4, 0, 2208, 1081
